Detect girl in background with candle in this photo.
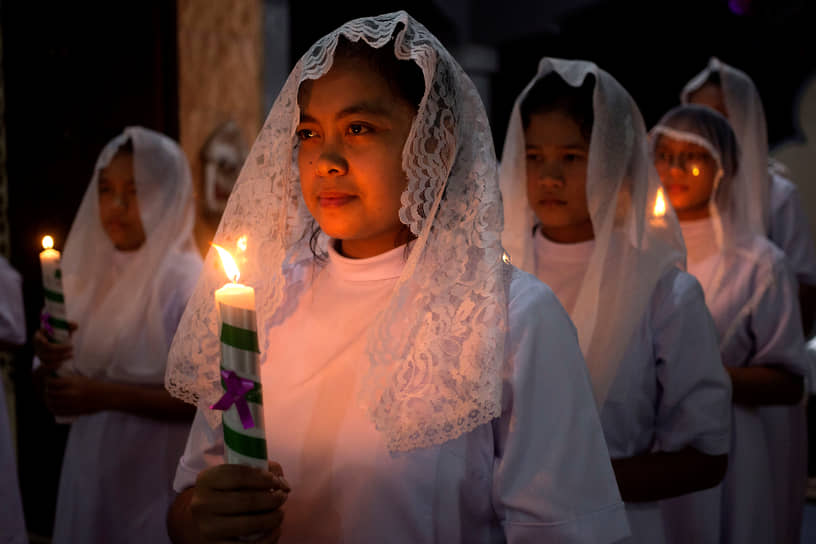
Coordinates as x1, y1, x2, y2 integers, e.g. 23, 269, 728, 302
166, 12, 629, 544
498, 59, 732, 543
651, 105, 809, 544
32, 127, 203, 543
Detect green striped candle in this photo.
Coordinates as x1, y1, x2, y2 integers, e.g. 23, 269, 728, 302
213, 246, 268, 470
39, 236, 70, 343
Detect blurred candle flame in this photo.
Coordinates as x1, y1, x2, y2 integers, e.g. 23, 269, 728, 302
213, 244, 240, 283
237, 236, 247, 252
42, 236, 54, 250
692, 166, 700, 177
654, 188, 667, 218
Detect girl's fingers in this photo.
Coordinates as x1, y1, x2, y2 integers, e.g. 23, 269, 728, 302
199, 509, 284, 541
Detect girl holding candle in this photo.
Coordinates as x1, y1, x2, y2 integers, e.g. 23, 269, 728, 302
166, 12, 629, 544
32, 127, 203, 543
650, 105, 809, 544
498, 59, 732, 543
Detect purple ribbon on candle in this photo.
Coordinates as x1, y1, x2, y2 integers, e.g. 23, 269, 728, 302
210, 369, 256, 429
40, 311, 54, 338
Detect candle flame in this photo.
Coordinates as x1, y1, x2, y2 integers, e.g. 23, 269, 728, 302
213, 244, 240, 283
237, 236, 247, 252
691, 166, 700, 177
42, 236, 54, 250
654, 188, 667, 218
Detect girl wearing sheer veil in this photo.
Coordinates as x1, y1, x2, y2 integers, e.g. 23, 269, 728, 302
651, 104, 809, 544
682, 58, 816, 335
498, 59, 732, 543
31, 127, 203, 542
165, 12, 629, 544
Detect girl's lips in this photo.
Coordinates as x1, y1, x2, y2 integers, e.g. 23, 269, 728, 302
317, 193, 356, 207
666, 184, 688, 194
538, 198, 566, 207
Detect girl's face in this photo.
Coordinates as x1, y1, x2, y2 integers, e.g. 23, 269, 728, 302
687, 83, 728, 118
653, 136, 719, 220
296, 56, 417, 259
98, 151, 146, 251
524, 110, 593, 243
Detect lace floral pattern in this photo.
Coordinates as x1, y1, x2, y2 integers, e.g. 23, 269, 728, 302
166, 11, 507, 452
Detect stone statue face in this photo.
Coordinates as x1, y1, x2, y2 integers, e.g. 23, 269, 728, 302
201, 121, 247, 217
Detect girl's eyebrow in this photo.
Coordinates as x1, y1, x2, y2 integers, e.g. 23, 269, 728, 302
336, 101, 391, 120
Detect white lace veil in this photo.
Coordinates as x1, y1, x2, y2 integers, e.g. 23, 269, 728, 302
499, 58, 686, 406
166, 11, 507, 452
62, 126, 199, 383
681, 57, 769, 237
650, 104, 742, 257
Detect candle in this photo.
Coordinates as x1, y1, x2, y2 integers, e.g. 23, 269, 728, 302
39, 236, 70, 343
210, 243, 268, 469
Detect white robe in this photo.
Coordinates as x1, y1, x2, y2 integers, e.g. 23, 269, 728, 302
769, 172, 816, 285
0, 256, 27, 544
680, 217, 808, 544
52, 251, 201, 544
531, 233, 731, 544
174, 243, 630, 543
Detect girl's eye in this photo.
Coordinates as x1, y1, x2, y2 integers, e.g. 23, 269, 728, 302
297, 128, 316, 141
347, 124, 371, 136
525, 152, 542, 161
563, 153, 585, 163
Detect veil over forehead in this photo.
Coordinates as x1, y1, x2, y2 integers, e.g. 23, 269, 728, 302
499, 58, 685, 405
167, 11, 508, 452
681, 57, 769, 236
62, 126, 198, 382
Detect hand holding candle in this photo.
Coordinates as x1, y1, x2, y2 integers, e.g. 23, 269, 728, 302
39, 236, 70, 343
210, 242, 268, 469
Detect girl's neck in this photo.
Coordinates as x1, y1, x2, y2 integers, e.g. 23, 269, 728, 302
676, 203, 711, 222
539, 220, 595, 244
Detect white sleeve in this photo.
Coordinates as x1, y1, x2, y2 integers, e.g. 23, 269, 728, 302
0, 257, 26, 346
652, 270, 732, 455
492, 269, 630, 544
173, 408, 226, 492
750, 255, 809, 377
769, 176, 816, 285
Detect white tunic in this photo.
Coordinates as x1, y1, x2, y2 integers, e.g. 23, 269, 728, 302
769, 172, 816, 285
52, 251, 201, 544
679, 217, 808, 544
0, 256, 27, 544
532, 233, 731, 544
175, 243, 630, 543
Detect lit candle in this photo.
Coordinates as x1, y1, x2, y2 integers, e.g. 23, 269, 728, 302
652, 187, 667, 224
39, 236, 70, 343
210, 242, 268, 469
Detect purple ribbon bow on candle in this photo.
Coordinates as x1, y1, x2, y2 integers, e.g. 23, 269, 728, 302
210, 369, 256, 429
40, 311, 54, 338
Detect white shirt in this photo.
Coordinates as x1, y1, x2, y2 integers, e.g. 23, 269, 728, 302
679, 217, 808, 544
175, 242, 630, 543
769, 172, 816, 285
532, 232, 731, 544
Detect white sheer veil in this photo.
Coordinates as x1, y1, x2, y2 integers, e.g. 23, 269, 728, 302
166, 11, 508, 452
62, 126, 200, 383
681, 57, 769, 237
499, 58, 686, 406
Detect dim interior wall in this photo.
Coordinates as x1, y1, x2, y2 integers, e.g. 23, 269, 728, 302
177, 0, 263, 255
773, 74, 816, 245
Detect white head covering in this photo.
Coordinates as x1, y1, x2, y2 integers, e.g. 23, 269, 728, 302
681, 57, 770, 236
499, 58, 686, 405
62, 126, 199, 383
166, 11, 508, 452
650, 104, 743, 254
